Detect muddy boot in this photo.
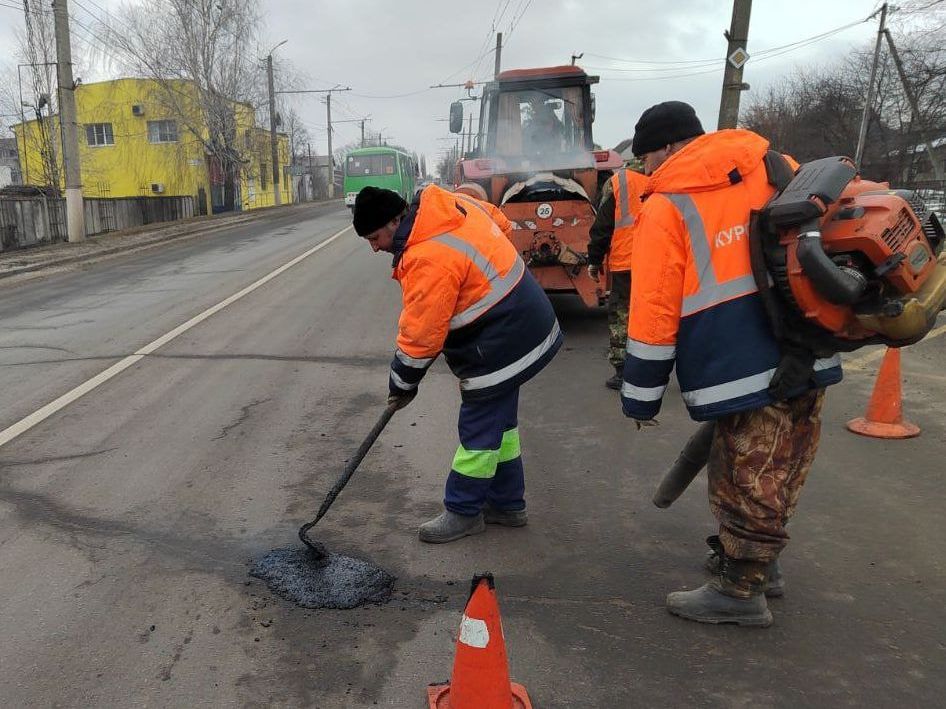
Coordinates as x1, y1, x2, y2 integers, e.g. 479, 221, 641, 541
418, 509, 485, 544
668, 558, 773, 627
704, 535, 785, 598
605, 366, 623, 390
483, 504, 528, 527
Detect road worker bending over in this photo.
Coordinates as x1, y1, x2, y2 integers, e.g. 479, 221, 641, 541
621, 102, 842, 627
353, 185, 562, 544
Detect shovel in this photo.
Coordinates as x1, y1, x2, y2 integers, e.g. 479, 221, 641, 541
298, 401, 399, 561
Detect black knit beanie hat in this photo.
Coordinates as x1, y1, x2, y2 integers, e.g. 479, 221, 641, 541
631, 101, 705, 157
353, 186, 408, 236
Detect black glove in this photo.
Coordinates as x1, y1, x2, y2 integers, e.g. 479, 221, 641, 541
387, 388, 417, 411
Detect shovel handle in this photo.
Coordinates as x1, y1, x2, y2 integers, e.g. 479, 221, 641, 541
298, 401, 399, 555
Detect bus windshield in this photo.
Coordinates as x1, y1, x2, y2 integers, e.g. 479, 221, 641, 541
346, 153, 398, 177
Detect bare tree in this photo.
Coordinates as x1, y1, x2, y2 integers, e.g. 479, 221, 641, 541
0, 1, 72, 189
742, 19, 946, 186
102, 0, 267, 211
283, 107, 310, 162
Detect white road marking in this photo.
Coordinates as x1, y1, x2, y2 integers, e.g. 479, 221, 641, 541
0, 224, 353, 449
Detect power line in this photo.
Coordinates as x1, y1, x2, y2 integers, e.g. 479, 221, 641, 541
585, 14, 874, 70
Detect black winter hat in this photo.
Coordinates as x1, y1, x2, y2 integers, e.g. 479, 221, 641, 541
631, 101, 705, 157
353, 186, 408, 236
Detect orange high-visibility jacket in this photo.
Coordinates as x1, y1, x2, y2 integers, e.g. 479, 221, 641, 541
389, 185, 562, 401
607, 168, 649, 271
453, 191, 514, 237
621, 130, 841, 421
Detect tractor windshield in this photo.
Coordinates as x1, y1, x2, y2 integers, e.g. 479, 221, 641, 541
492, 86, 589, 165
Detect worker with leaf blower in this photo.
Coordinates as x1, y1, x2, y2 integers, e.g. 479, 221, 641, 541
353, 184, 563, 544
621, 101, 843, 627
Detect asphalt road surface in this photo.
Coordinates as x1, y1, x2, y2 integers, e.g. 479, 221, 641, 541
0, 203, 943, 707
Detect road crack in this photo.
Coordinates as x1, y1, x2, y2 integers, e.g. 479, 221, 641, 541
213, 398, 271, 440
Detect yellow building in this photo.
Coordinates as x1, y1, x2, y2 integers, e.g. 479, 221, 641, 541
14, 77, 291, 213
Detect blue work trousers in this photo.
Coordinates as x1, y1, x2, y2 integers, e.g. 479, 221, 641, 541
444, 387, 525, 516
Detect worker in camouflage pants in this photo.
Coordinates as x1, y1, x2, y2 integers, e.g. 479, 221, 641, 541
708, 389, 825, 564
587, 168, 647, 389
606, 275, 630, 375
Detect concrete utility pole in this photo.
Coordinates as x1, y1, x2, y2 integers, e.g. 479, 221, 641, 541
266, 54, 283, 206
275, 86, 350, 199
717, 0, 752, 130
325, 93, 333, 198
884, 28, 945, 183
361, 119, 365, 147
266, 54, 282, 206
52, 0, 84, 242
494, 32, 503, 78
855, 3, 887, 171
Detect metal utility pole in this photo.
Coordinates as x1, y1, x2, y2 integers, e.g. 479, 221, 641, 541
884, 28, 945, 183
717, 0, 752, 130
361, 119, 365, 147
494, 32, 503, 78
855, 3, 887, 171
52, 0, 84, 242
266, 53, 282, 206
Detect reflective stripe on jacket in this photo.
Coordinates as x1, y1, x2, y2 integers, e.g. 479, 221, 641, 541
607, 169, 648, 272
390, 184, 562, 401
621, 129, 841, 421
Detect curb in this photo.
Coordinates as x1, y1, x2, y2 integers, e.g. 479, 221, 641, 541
0, 200, 345, 280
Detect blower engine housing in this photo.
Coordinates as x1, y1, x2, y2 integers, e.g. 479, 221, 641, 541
755, 156, 946, 352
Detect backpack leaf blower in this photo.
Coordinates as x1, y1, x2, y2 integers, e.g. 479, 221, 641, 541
655, 156, 946, 509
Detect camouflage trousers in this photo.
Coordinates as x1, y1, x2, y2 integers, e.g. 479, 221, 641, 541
708, 389, 826, 563
607, 270, 631, 369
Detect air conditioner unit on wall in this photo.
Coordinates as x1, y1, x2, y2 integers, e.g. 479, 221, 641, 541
132, 104, 144, 116
151, 183, 165, 194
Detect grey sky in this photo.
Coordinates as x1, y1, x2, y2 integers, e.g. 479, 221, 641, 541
1, 0, 884, 167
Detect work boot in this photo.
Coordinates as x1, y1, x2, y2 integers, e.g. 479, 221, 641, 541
418, 509, 485, 544
483, 504, 528, 527
605, 366, 623, 390
667, 557, 773, 627
704, 535, 785, 598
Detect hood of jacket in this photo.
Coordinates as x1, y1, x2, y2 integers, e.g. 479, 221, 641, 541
405, 185, 467, 245
644, 129, 770, 196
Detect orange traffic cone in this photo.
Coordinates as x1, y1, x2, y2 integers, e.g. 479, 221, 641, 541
427, 573, 533, 709
847, 347, 920, 439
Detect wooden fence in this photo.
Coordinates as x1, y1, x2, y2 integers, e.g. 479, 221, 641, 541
0, 195, 197, 252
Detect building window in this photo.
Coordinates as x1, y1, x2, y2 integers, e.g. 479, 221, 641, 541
261, 162, 268, 190
86, 123, 114, 147
147, 120, 178, 143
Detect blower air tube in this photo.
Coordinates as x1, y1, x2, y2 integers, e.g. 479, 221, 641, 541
796, 225, 867, 305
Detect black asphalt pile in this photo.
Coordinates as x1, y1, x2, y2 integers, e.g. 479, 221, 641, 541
250, 546, 396, 609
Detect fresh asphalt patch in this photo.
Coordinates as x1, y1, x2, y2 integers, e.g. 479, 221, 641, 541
250, 546, 396, 609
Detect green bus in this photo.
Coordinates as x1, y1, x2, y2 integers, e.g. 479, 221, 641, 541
343, 146, 418, 210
